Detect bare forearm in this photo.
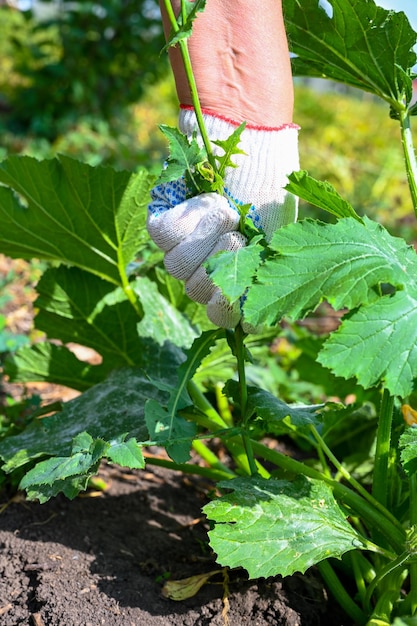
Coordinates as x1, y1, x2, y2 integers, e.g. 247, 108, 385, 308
160, 0, 294, 126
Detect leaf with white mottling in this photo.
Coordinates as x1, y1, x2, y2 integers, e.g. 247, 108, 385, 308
204, 475, 361, 578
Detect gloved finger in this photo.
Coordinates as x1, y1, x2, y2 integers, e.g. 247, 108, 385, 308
147, 193, 239, 253
208, 296, 266, 333
185, 231, 247, 303
206, 289, 241, 329
240, 318, 266, 335
164, 202, 241, 281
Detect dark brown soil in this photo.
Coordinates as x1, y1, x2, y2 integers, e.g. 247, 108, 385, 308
0, 462, 352, 626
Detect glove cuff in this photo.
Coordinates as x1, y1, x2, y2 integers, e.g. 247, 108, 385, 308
179, 104, 300, 133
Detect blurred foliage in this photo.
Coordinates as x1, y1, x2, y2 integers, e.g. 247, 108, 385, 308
0, 6, 61, 100
294, 82, 416, 239
0, 0, 167, 139
0, 256, 44, 490
0, 74, 178, 172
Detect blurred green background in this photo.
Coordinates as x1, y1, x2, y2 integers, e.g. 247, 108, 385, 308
0, 0, 414, 239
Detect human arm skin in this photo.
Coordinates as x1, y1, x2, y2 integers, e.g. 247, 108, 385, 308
159, 0, 294, 126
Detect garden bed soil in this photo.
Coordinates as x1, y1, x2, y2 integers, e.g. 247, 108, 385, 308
0, 462, 351, 626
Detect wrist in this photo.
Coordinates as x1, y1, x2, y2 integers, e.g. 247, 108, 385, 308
178, 106, 300, 178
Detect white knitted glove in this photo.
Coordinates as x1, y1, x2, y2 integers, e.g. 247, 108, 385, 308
147, 107, 299, 329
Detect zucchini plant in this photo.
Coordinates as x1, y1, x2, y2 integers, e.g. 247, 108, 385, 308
1, 1, 417, 624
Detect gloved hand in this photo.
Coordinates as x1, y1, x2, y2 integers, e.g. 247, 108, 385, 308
147, 107, 299, 329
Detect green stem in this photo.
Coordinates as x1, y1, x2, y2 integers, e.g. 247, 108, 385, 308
121, 270, 143, 319
192, 439, 236, 478
234, 323, 258, 475
251, 440, 405, 553
215, 383, 235, 428
317, 444, 332, 479
240, 431, 258, 476
318, 560, 367, 625
405, 473, 417, 615
161, 2, 259, 473
188, 380, 229, 430
367, 585, 403, 626
310, 425, 401, 536
372, 389, 394, 508
144, 454, 234, 481
399, 107, 417, 216
350, 551, 370, 607
187, 380, 269, 478
351, 547, 377, 584
180, 0, 187, 24
161, 0, 216, 167
366, 563, 409, 623
235, 324, 249, 423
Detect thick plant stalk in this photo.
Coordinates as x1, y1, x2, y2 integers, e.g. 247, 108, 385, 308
234, 323, 258, 476
399, 108, 417, 216
309, 424, 401, 536
192, 440, 236, 478
318, 560, 367, 625
402, 473, 417, 615
366, 567, 408, 625
372, 389, 394, 509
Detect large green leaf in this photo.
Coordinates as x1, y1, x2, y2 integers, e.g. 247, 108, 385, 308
0, 155, 152, 284
28, 267, 194, 373
0, 343, 184, 476
210, 217, 414, 326
204, 475, 361, 578
4, 268, 196, 389
318, 290, 417, 396
18, 432, 145, 503
283, 0, 417, 107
